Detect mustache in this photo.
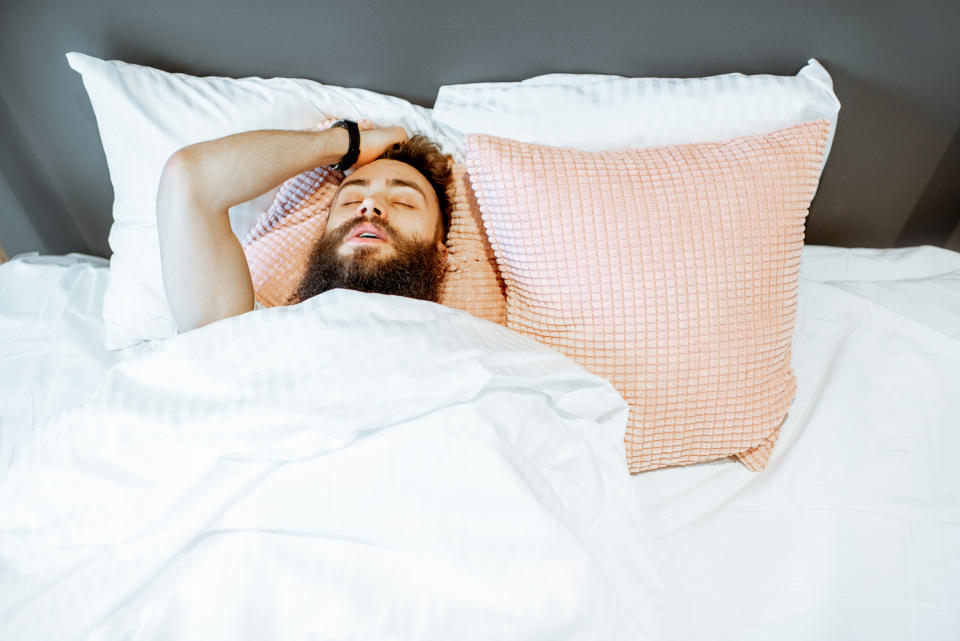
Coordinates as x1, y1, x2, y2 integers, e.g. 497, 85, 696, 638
330, 216, 394, 242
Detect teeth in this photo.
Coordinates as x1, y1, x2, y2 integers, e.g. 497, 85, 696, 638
359, 233, 379, 239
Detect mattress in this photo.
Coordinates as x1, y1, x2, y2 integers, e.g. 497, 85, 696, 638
1, 244, 959, 639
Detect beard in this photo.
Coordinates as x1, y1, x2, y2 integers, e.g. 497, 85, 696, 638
288, 216, 447, 305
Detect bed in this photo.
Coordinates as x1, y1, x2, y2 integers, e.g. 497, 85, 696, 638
4, 241, 960, 639
2, 13, 960, 641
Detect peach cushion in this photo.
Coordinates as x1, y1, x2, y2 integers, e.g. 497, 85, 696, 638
242, 156, 506, 324
463, 119, 831, 474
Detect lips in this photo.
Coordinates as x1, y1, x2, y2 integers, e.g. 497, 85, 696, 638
346, 222, 389, 243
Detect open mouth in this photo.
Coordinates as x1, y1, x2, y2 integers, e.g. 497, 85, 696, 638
346, 222, 389, 244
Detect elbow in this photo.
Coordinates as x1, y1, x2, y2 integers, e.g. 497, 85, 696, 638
157, 148, 200, 221
159, 148, 197, 190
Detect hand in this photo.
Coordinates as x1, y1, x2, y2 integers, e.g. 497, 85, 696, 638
354, 126, 409, 168
315, 118, 408, 171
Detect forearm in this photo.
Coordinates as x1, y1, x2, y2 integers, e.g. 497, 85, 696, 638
172, 128, 349, 210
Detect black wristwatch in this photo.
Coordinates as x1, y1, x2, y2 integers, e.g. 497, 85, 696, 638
329, 119, 360, 171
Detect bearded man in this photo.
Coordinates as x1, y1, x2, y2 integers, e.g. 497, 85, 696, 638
157, 121, 452, 333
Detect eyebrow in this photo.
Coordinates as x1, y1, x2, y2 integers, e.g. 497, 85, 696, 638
338, 177, 428, 203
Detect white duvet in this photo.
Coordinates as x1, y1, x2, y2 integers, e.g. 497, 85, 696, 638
0, 289, 662, 640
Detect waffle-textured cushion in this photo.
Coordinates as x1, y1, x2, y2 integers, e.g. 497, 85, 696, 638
463, 119, 831, 474
243, 162, 506, 324
242, 165, 341, 307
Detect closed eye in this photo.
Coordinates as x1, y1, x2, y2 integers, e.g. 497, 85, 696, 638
341, 200, 414, 209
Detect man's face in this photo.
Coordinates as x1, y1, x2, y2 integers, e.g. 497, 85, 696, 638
327, 158, 445, 253
291, 159, 448, 303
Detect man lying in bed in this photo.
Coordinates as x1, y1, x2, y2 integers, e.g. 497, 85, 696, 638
157, 122, 452, 333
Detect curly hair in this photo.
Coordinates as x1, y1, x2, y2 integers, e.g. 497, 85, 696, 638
374, 134, 454, 242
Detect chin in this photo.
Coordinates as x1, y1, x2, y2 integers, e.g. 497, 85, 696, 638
338, 244, 393, 270
337, 245, 368, 260
339, 241, 391, 254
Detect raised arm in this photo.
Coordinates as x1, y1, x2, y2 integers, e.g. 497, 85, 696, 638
156, 126, 406, 333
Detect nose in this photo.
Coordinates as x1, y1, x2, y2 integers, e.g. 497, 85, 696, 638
355, 197, 383, 218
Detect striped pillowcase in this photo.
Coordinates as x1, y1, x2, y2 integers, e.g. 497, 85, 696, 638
435, 59, 840, 191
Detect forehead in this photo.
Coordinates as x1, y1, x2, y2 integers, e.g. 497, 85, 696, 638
339, 159, 433, 200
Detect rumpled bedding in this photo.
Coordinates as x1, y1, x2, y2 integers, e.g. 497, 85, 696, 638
0, 288, 662, 640
3, 244, 959, 640
630, 244, 960, 640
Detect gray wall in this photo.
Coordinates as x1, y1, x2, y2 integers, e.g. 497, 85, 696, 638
1, 0, 958, 258
0, 171, 44, 257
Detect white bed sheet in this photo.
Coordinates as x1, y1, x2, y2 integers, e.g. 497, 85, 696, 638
0, 253, 142, 473
631, 245, 960, 640
1, 245, 959, 639
1, 285, 662, 640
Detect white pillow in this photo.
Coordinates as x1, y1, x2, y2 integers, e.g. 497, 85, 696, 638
433, 58, 840, 181
66, 52, 465, 350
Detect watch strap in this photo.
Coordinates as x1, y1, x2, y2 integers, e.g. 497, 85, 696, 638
330, 119, 360, 171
